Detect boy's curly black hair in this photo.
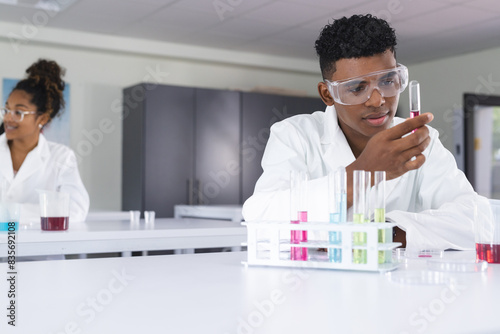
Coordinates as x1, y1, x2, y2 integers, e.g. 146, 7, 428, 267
315, 14, 397, 80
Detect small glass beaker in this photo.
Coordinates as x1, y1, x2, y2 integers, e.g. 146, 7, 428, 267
38, 190, 70, 231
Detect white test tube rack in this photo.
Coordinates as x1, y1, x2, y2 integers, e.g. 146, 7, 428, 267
242, 221, 401, 272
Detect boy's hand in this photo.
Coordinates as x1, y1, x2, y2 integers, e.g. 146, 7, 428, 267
352, 112, 433, 181
344, 113, 433, 208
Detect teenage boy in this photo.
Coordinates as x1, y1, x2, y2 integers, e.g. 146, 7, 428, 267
243, 14, 485, 250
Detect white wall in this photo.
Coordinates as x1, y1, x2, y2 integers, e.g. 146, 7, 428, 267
0, 24, 323, 211
401, 46, 500, 153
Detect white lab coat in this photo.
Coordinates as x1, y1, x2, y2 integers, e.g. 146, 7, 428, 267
0, 133, 89, 223
242, 105, 487, 251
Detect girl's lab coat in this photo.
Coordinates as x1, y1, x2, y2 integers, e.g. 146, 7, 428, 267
0, 133, 89, 223
242, 106, 486, 251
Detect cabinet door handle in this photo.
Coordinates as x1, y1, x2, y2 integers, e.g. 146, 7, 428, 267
197, 179, 203, 205
187, 178, 193, 205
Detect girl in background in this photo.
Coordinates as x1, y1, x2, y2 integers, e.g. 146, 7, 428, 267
0, 59, 89, 223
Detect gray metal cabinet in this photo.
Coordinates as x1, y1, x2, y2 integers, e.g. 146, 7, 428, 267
195, 88, 240, 205
122, 84, 195, 217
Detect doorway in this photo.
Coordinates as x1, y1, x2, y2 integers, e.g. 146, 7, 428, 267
464, 93, 500, 198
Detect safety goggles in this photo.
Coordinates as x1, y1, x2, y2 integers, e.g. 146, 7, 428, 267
325, 64, 409, 105
0, 108, 37, 122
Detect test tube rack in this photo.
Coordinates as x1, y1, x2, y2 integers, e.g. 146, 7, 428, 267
242, 221, 401, 272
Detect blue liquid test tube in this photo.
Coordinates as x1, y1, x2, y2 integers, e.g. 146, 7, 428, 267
328, 167, 346, 263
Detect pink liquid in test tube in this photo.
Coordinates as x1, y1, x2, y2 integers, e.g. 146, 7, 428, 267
299, 211, 308, 260
290, 220, 301, 260
409, 80, 420, 134
290, 171, 308, 261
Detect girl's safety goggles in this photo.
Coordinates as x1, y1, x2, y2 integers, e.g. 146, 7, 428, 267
325, 64, 409, 105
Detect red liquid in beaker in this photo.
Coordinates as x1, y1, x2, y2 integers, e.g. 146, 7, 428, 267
476, 243, 500, 263
41, 217, 69, 231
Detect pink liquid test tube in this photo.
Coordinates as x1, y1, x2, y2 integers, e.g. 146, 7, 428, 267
290, 171, 308, 261
409, 80, 420, 133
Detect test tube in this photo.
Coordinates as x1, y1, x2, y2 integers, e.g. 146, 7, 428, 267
298, 171, 308, 261
362, 171, 371, 263
328, 167, 346, 263
374, 171, 386, 264
290, 171, 308, 261
364, 171, 371, 224
290, 171, 300, 260
409, 80, 420, 133
374, 171, 386, 224
353, 170, 367, 264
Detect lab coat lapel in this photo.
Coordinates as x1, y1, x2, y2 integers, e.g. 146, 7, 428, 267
11, 135, 50, 186
321, 106, 356, 170
0, 134, 14, 182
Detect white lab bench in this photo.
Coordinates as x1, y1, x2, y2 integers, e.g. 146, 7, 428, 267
0, 218, 246, 258
0, 250, 497, 334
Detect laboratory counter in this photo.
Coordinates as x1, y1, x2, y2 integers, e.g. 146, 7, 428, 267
0, 250, 497, 333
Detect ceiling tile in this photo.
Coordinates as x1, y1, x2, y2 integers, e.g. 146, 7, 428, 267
48, 0, 173, 34
241, 0, 335, 27
402, 5, 499, 32
59, 0, 170, 20
182, 30, 253, 50
140, 6, 223, 30
388, 0, 450, 21
392, 18, 444, 40
207, 17, 286, 39
172, 0, 274, 15
117, 20, 193, 43
433, 0, 475, 4
463, 0, 500, 13
0, 4, 45, 22
235, 38, 316, 59
267, 25, 320, 46
279, 0, 371, 10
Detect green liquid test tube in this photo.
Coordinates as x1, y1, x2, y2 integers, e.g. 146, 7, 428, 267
374, 171, 386, 264
353, 170, 367, 264
353, 213, 366, 264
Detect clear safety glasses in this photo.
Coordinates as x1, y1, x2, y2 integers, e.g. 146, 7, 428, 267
0, 108, 37, 122
325, 64, 409, 106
